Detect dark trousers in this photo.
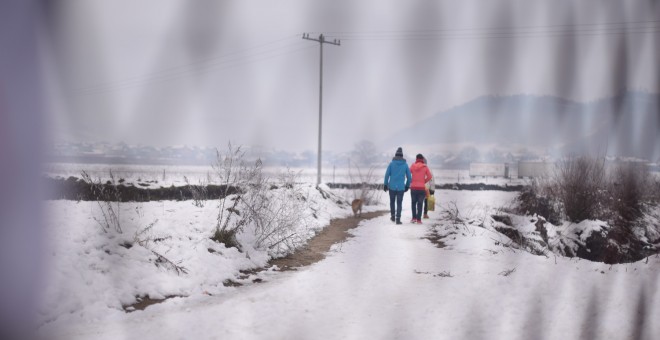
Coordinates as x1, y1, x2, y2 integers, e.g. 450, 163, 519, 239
389, 190, 404, 220
410, 189, 426, 220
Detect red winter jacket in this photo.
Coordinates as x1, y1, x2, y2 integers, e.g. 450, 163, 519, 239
409, 159, 432, 190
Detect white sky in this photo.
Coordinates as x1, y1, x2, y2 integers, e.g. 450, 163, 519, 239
42, 0, 660, 152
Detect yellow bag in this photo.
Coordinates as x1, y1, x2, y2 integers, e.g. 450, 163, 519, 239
427, 195, 436, 211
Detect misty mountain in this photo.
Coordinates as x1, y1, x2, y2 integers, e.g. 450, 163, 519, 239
387, 91, 660, 161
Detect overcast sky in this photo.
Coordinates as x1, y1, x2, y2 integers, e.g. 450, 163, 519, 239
41, 0, 659, 153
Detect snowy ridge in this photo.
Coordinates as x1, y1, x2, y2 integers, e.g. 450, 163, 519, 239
429, 195, 660, 263
39, 184, 374, 327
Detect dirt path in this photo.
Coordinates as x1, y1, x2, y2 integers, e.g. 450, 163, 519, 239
126, 210, 388, 311
269, 210, 388, 270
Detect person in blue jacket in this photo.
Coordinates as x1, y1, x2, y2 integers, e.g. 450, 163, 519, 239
383, 147, 412, 225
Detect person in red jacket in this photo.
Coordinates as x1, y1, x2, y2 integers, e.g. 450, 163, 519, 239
409, 154, 433, 224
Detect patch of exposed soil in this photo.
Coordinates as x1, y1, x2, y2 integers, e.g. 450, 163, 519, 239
577, 228, 658, 264
424, 229, 452, 248
123, 295, 182, 312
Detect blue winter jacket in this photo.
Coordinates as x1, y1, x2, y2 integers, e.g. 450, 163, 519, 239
384, 158, 412, 191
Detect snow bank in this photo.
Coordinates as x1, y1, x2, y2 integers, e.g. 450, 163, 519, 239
40, 189, 660, 339
436, 193, 660, 263
39, 183, 383, 326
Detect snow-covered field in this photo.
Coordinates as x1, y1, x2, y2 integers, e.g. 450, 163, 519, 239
38, 187, 660, 339
43, 162, 526, 186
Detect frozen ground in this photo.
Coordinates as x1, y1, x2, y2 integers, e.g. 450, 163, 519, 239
38, 189, 659, 339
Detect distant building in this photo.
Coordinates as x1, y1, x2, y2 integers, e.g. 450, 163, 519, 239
517, 161, 554, 178
469, 163, 509, 178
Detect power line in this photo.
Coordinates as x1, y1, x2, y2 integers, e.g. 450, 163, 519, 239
331, 28, 660, 42
327, 25, 659, 37
77, 45, 314, 96
312, 19, 660, 36
69, 19, 659, 96
73, 39, 308, 95
314, 20, 660, 42
71, 35, 310, 96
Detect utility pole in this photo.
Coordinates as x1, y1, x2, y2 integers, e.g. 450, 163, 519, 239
302, 33, 340, 186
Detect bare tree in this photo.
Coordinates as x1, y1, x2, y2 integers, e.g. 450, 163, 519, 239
554, 155, 606, 222
347, 140, 383, 205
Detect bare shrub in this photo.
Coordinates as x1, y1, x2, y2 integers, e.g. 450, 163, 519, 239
440, 200, 464, 225
650, 176, 660, 203
134, 219, 188, 275
608, 162, 649, 225
514, 178, 562, 225
243, 169, 312, 254
81, 170, 122, 233
211, 211, 242, 249
516, 158, 655, 227
211, 142, 261, 250
438, 201, 478, 236
554, 156, 607, 222
184, 175, 208, 208
211, 143, 313, 254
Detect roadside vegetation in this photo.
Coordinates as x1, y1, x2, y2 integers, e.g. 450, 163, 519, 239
346, 140, 384, 206
510, 155, 660, 262
516, 156, 658, 227
210, 142, 320, 254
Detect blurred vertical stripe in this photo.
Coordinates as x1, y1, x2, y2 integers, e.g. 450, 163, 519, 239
0, 0, 44, 338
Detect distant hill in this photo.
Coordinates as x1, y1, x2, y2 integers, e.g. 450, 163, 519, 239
386, 91, 660, 161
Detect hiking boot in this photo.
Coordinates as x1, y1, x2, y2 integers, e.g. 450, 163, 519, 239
390, 216, 395, 222
423, 214, 429, 219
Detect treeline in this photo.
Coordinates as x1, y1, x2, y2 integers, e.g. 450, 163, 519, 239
43, 176, 238, 202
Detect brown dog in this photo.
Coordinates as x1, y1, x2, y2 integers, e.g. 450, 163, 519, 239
351, 199, 363, 217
